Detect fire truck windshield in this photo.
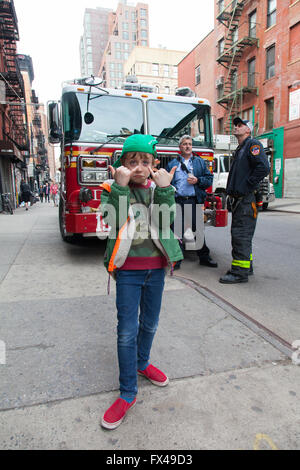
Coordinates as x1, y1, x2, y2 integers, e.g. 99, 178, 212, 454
147, 100, 213, 148
62, 92, 144, 143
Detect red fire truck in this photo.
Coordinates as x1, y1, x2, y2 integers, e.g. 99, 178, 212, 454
47, 77, 227, 242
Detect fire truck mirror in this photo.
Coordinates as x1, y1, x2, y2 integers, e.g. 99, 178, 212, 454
85, 76, 103, 86
84, 112, 94, 125
47, 101, 62, 144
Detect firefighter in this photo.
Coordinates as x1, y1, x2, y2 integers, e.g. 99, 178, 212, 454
219, 117, 270, 284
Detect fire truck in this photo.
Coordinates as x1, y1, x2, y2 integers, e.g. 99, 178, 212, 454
47, 77, 228, 242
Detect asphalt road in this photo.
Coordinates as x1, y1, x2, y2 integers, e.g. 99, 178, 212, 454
0, 202, 299, 450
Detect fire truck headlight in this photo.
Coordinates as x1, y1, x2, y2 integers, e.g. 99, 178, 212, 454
81, 170, 108, 183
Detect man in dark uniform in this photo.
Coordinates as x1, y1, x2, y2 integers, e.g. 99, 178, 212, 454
219, 117, 270, 284
167, 135, 218, 270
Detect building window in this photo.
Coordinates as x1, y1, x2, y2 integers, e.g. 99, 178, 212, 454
218, 38, 225, 56
173, 67, 178, 78
123, 31, 129, 40
231, 69, 238, 92
140, 8, 147, 17
152, 63, 159, 77
267, 0, 276, 28
123, 22, 128, 30
289, 21, 300, 62
141, 30, 147, 38
163, 64, 169, 77
140, 19, 147, 27
266, 45, 275, 79
248, 57, 256, 87
249, 10, 257, 38
218, 0, 224, 13
217, 83, 224, 99
242, 108, 253, 123
164, 86, 170, 94
265, 98, 274, 129
141, 40, 147, 46
232, 26, 238, 45
195, 65, 201, 85
218, 118, 224, 134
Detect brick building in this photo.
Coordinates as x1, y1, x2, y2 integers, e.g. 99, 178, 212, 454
18, 54, 55, 189
0, 0, 29, 209
178, 0, 300, 198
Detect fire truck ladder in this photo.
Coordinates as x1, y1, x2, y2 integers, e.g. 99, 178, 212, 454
216, 0, 259, 134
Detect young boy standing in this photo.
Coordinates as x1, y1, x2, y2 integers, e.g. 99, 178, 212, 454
99, 134, 182, 430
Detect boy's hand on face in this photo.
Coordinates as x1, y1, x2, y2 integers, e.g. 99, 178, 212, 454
109, 165, 146, 187
149, 166, 176, 188
109, 165, 132, 187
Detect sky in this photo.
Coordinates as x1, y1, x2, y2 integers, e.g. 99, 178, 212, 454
13, 0, 214, 106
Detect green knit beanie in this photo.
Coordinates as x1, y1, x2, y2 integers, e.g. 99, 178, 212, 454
113, 134, 158, 168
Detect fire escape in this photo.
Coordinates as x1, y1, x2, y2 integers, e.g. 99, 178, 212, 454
0, 0, 29, 153
216, 0, 259, 133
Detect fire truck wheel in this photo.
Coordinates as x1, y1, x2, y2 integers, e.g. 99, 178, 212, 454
262, 202, 269, 211
59, 197, 82, 243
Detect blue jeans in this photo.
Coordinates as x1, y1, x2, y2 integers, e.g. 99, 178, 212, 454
115, 269, 165, 402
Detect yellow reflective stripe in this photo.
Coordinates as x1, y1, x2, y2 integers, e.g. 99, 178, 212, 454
232, 259, 251, 268
250, 254, 253, 261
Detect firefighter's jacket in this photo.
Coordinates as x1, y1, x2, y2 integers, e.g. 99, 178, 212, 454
99, 179, 183, 277
226, 137, 270, 197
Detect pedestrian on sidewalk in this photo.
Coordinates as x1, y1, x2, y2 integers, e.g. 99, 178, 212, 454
50, 181, 59, 206
20, 179, 31, 211
99, 134, 182, 430
39, 186, 44, 203
219, 118, 270, 284
167, 135, 218, 270
43, 182, 50, 203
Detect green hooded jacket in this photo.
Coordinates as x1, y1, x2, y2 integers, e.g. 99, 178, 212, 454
99, 179, 183, 277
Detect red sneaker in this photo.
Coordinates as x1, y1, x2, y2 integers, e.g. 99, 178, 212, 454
138, 364, 169, 387
101, 397, 136, 430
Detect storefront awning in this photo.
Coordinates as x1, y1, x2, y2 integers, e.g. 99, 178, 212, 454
0, 140, 24, 162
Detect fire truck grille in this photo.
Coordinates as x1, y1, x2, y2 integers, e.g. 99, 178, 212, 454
156, 153, 179, 169
258, 177, 270, 195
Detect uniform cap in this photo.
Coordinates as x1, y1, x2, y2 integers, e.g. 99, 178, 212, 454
233, 117, 253, 134
113, 134, 158, 168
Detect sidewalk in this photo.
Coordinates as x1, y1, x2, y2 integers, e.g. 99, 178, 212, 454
268, 197, 300, 213
0, 202, 299, 451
